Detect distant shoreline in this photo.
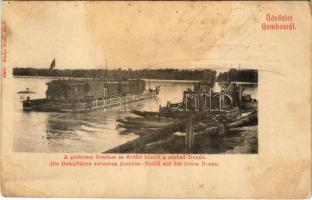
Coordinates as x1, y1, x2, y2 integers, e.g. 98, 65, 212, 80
13, 67, 216, 81
13, 76, 199, 83
13, 68, 258, 83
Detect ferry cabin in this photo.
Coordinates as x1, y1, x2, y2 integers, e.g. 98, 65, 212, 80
46, 79, 145, 102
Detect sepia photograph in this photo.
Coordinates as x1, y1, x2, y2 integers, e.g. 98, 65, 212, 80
14, 66, 258, 154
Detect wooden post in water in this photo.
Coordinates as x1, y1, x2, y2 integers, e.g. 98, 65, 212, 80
219, 93, 223, 111
185, 118, 194, 151
209, 89, 212, 110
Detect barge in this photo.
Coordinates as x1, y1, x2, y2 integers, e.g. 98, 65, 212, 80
22, 78, 159, 112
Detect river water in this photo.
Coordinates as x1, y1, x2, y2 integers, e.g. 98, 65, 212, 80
13, 77, 258, 153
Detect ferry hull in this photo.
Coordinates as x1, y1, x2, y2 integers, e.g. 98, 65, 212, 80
22, 92, 157, 113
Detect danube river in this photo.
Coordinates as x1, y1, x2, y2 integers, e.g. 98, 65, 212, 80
13, 77, 258, 153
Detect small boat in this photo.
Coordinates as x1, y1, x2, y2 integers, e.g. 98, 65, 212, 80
131, 110, 199, 118
117, 120, 171, 129
119, 128, 157, 136
118, 116, 172, 124
17, 88, 36, 94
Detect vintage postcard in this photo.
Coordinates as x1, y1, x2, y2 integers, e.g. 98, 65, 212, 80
1, 1, 311, 198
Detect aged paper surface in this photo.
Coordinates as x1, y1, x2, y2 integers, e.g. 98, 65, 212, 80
1, 1, 311, 198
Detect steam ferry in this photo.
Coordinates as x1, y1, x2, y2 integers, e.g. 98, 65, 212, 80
21, 78, 159, 112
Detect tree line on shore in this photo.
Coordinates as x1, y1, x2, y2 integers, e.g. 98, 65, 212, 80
216, 69, 258, 83
13, 67, 217, 81
13, 67, 257, 83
